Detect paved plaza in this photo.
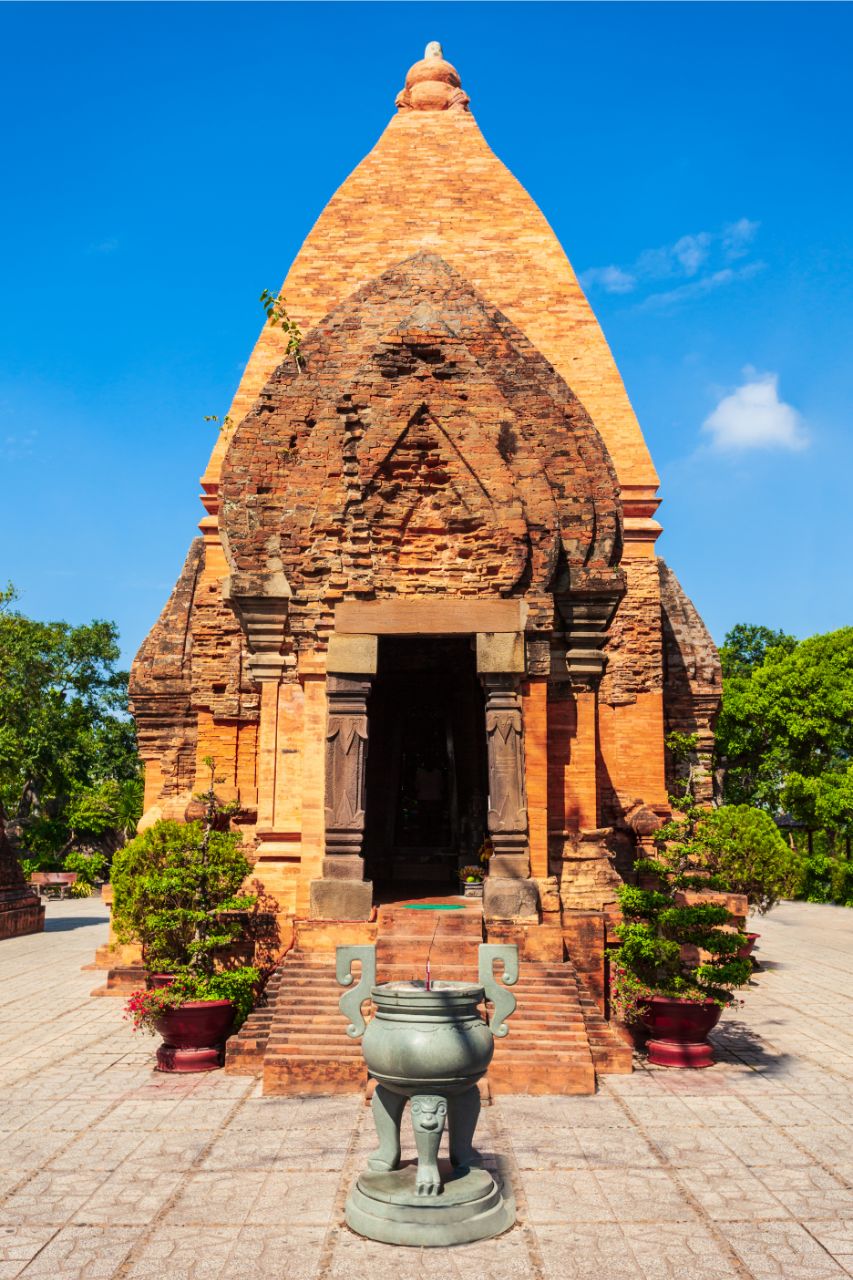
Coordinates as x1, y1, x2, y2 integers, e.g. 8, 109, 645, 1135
2, 901, 853, 1279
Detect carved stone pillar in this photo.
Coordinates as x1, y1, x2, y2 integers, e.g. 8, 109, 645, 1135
310, 675, 373, 920
482, 675, 529, 880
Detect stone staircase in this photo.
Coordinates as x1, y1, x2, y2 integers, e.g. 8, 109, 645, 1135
225, 898, 631, 1094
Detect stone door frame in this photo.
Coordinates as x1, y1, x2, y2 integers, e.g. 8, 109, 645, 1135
309, 601, 530, 920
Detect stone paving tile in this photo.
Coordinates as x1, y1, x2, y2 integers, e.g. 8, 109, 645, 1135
622, 1221, 743, 1279
0, 1227, 56, 1280
326, 1226, 534, 1279
119, 1225, 241, 1280
573, 1124, 661, 1169
15, 1226, 143, 1278
594, 1167, 699, 1222
243, 1170, 343, 1227
534, 1223, 640, 1280
161, 1169, 268, 1227
227, 1226, 327, 1280
3, 1169, 110, 1228
71, 1164, 188, 1227
752, 1166, 853, 1220
804, 1223, 853, 1277
522, 1168, 616, 1224
685, 1167, 793, 1221
5, 899, 853, 1279
717, 1220, 851, 1279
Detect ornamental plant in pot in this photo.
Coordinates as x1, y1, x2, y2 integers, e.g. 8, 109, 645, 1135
611, 792, 753, 1068
692, 804, 801, 962
112, 759, 259, 1071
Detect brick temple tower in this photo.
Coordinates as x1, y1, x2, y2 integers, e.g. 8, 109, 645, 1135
127, 45, 720, 1087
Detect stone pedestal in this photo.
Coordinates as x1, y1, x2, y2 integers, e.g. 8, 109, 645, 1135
0, 885, 45, 941
346, 1161, 515, 1246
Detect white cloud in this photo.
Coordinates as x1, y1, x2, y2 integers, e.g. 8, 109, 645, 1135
702, 371, 808, 452
722, 217, 760, 261
578, 264, 636, 294
637, 261, 765, 312
580, 218, 761, 302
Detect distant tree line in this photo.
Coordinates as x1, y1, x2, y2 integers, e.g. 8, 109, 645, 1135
0, 585, 142, 894
714, 623, 853, 904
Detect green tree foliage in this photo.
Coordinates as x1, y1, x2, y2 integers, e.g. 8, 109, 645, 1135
719, 623, 798, 679
694, 805, 800, 913
716, 625, 853, 842
0, 584, 141, 865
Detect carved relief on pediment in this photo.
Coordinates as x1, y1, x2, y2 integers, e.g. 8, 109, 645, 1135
219, 254, 626, 647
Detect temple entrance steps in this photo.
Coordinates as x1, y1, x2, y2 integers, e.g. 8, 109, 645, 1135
227, 948, 368, 1095
375, 899, 486, 982
224, 898, 632, 1094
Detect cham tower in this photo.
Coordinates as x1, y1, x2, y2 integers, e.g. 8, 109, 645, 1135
126, 44, 721, 1093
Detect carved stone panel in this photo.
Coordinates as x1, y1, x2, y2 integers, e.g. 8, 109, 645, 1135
482, 675, 529, 875
324, 676, 371, 876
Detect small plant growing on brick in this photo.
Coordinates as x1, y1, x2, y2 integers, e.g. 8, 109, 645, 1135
203, 413, 234, 433
259, 288, 303, 372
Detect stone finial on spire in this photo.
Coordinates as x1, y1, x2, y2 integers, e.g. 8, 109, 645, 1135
396, 42, 470, 113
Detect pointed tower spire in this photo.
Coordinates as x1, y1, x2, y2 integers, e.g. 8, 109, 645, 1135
395, 41, 470, 113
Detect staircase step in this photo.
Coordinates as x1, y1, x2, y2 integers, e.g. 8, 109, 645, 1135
228, 906, 630, 1095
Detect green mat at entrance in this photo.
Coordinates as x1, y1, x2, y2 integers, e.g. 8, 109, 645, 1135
401, 903, 465, 911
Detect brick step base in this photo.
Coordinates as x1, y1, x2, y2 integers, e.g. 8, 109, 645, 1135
225, 900, 632, 1094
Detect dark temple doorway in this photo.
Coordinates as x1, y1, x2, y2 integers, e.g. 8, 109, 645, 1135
364, 636, 488, 898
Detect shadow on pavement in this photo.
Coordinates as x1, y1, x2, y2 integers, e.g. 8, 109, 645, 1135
712, 1019, 792, 1073
44, 915, 107, 932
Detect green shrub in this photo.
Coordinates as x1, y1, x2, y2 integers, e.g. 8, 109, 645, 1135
111, 819, 254, 975
794, 841, 853, 906
64, 849, 108, 887
694, 805, 800, 913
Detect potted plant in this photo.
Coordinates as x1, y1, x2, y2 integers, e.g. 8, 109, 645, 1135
112, 758, 260, 1071
611, 794, 753, 1067
124, 966, 258, 1071
692, 804, 800, 962
459, 865, 485, 898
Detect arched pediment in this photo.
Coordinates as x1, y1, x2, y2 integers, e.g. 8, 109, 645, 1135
220, 253, 624, 644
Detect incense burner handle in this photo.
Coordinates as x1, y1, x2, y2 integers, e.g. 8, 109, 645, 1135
336, 945, 376, 1039
478, 943, 519, 1039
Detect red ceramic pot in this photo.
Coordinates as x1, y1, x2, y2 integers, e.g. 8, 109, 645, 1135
737, 932, 760, 960
642, 996, 722, 1068
146, 973, 177, 990
153, 1000, 234, 1073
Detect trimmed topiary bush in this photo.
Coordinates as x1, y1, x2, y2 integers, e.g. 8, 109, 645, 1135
694, 804, 800, 914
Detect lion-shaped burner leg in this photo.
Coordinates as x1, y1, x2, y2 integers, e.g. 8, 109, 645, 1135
448, 1084, 480, 1171
410, 1094, 447, 1196
368, 1084, 406, 1172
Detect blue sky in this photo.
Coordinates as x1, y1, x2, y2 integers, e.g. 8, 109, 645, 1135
1, 2, 851, 668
